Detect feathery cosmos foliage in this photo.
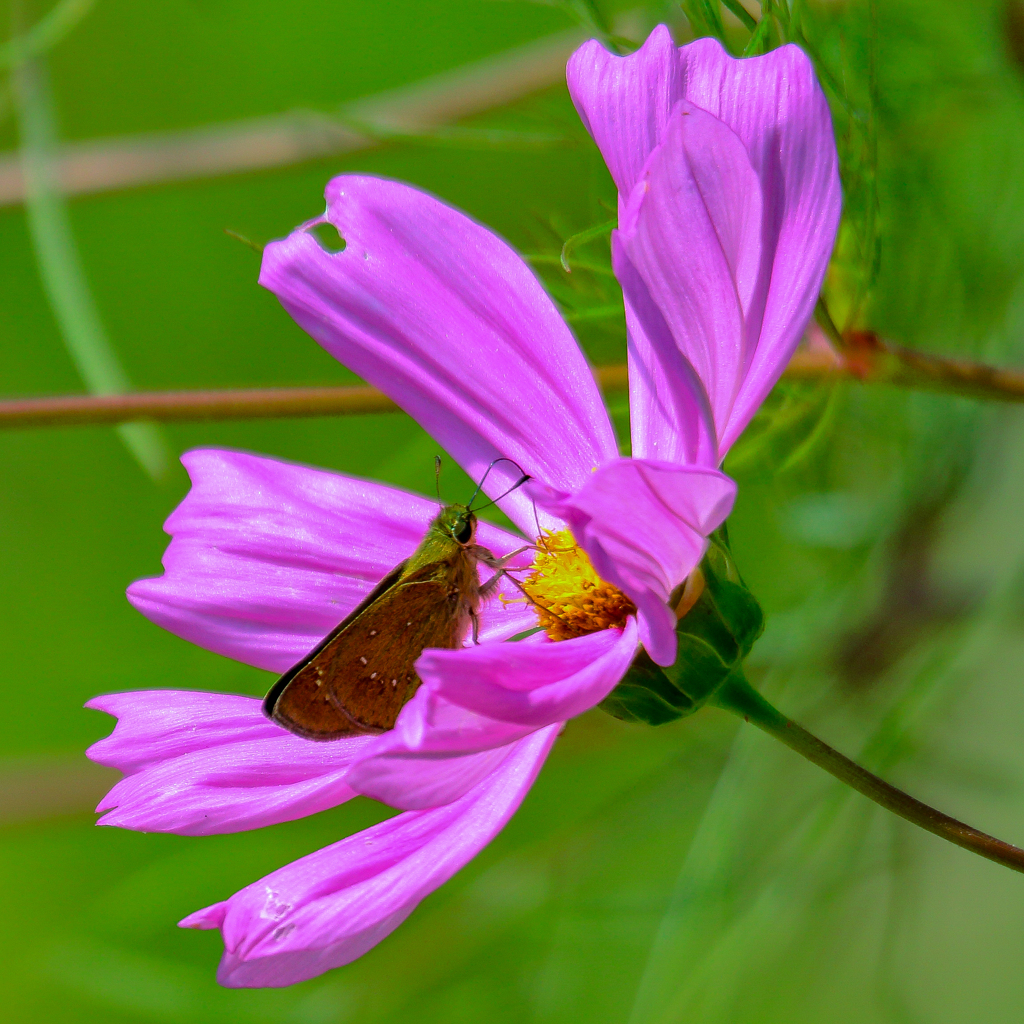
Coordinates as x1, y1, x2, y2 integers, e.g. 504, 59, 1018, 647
86, 27, 838, 988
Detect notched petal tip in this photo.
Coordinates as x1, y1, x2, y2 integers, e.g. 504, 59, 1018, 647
180, 728, 558, 986
180, 903, 226, 930
566, 24, 683, 197
83, 695, 117, 716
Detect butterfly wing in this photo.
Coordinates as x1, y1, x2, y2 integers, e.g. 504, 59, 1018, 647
262, 561, 406, 740
263, 558, 471, 740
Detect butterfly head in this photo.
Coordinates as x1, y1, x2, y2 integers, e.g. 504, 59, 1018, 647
436, 503, 477, 547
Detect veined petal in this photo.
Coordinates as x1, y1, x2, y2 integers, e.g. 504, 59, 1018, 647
86, 690, 281, 772
613, 242, 717, 466
259, 176, 617, 533
531, 459, 735, 666
127, 449, 532, 673
571, 30, 841, 456
617, 102, 763, 458
181, 725, 558, 988
680, 40, 841, 450
567, 24, 683, 197
86, 690, 374, 835
344, 684, 539, 811
418, 618, 638, 727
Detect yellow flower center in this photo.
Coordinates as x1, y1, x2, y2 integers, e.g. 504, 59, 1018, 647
519, 530, 636, 641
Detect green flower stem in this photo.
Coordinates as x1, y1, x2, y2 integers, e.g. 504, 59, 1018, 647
712, 672, 1024, 874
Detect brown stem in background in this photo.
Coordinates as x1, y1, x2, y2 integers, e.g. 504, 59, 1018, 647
0, 382, 405, 428
0, 24, 596, 206
3, 338, 1024, 430
834, 330, 1024, 402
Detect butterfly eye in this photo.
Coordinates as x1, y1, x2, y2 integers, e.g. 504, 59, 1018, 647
454, 517, 473, 544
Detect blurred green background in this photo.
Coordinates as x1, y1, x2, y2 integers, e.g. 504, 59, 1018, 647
4, 0, 1024, 1021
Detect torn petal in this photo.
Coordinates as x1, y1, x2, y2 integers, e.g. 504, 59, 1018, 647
181, 725, 558, 988
259, 176, 617, 533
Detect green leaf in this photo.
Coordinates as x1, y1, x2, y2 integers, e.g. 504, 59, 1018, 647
742, 2, 775, 57
721, 0, 757, 32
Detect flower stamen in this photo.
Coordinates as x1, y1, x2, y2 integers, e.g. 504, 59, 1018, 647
518, 529, 635, 641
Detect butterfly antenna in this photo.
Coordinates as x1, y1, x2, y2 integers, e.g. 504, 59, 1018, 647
468, 457, 530, 512
471, 475, 531, 513
434, 456, 443, 504
531, 496, 548, 551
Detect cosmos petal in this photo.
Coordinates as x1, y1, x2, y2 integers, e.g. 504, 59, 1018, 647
613, 241, 717, 466
682, 42, 841, 450
126, 448, 533, 673
616, 101, 763, 457
418, 618, 638, 727
566, 24, 683, 197
86, 690, 374, 835
343, 685, 539, 811
530, 458, 735, 665
180, 725, 558, 988
86, 690, 280, 772
570, 31, 841, 455
259, 175, 618, 533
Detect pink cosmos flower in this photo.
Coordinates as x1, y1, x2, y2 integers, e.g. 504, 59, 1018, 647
86, 26, 840, 989
568, 26, 842, 460
87, 176, 735, 987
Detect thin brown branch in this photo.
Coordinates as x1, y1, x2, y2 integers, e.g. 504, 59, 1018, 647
840, 330, 1024, 401
0, 26, 590, 206
0, 367, 627, 428
0, 383, 401, 427
4, 341, 1024, 431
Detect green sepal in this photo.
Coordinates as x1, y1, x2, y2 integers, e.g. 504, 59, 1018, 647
598, 527, 765, 726
597, 650, 696, 725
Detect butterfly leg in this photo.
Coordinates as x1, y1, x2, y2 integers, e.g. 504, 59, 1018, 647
472, 544, 539, 644
500, 571, 576, 635
478, 567, 513, 602
471, 543, 535, 570
473, 567, 527, 642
